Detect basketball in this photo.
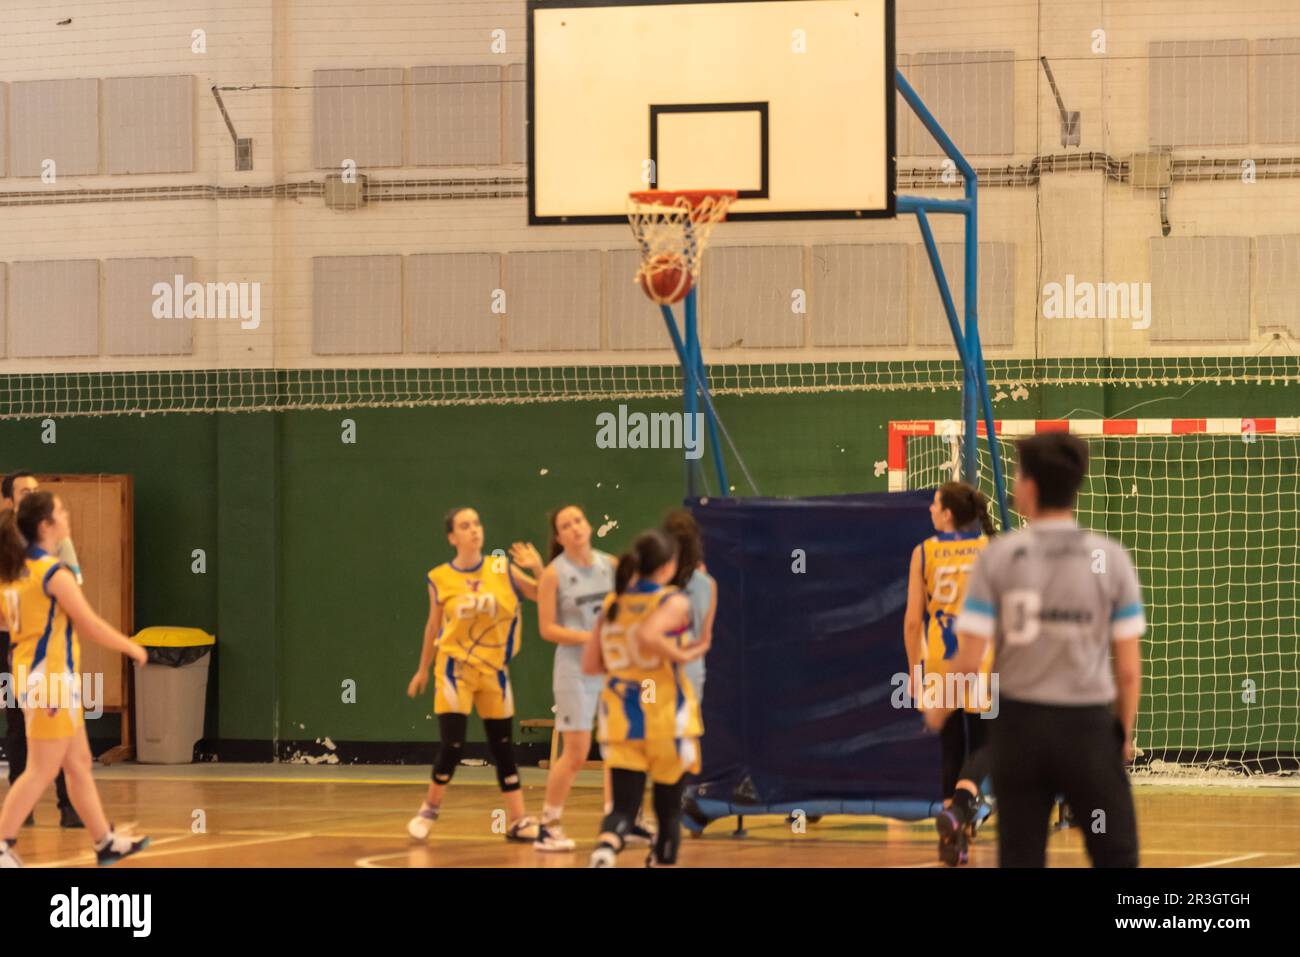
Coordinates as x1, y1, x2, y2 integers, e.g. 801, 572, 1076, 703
638, 253, 693, 304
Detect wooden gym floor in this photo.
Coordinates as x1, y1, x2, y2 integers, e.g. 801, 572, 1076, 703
3, 763, 1298, 868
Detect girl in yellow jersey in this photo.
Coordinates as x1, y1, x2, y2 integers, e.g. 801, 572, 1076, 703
405, 507, 544, 842
0, 492, 150, 869
903, 481, 996, 867
582, 529, 706, 868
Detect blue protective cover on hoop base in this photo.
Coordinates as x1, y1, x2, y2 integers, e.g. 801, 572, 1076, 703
689, 490, 945, 823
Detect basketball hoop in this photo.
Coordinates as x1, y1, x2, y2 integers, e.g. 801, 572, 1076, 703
627, 189, 736, 304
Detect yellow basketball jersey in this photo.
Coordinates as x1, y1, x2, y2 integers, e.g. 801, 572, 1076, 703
428, 556, 520, 673
2, 550, 80, 685
921, 531, 992, 711
596, 582, 701, 745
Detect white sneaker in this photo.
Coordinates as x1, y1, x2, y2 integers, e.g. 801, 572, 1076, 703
0, 842, 22, 868
407, 806, 438, 841
534, 823, 576, 852
589, 845, 616, 868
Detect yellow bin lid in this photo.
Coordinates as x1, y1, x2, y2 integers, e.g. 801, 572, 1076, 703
132, 626, 215, 648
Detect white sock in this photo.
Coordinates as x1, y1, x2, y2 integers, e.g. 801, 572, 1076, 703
542, 804, 563, 825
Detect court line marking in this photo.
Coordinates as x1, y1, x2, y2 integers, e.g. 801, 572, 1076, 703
94, 773, 560, 787
1184, 852, 1269, 868
97, 775, 440, 786
108, 831, 315, 863
31, 826, 1294, 867
33, 834, 193, 868
34, 831, 315, 867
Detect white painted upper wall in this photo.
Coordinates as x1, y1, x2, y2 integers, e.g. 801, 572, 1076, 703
0, 0, 1295, 373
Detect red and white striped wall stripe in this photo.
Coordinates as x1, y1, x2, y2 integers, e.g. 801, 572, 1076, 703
887, 418, 1297, 491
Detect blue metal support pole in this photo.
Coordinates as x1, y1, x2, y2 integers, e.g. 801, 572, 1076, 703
658, 304, 696, 496
914, 208, 973, 372
660, 302, 740, 497
960, 134, 981, 499
682, 289, 704, 496
895, 68, 1012, 530
896, 72, 976, 182
658, 302, 690, 365
896, 196, 972, 215
685, 289, 730, 494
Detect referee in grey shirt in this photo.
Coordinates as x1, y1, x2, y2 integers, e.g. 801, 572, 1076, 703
930, 432, 1144, 867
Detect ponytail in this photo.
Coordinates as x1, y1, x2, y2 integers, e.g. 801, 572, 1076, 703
0, 509, 24, 583
662, 507, 703, 588
609, 553, 638, 621
938, 481, 997, 537
0, 490, 56, 584
607, 529, 678, 623
973, 490, 996, 537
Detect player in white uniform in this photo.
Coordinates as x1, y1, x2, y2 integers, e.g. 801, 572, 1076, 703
533, 505, 623, 851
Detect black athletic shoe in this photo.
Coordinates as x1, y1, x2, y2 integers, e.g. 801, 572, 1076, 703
504, 816, 541, 842
625, 822, 654, 846
60, 805, 84, 829
95, 829, 150, 867
935, 808, 968, 867
681, 795, 709, 833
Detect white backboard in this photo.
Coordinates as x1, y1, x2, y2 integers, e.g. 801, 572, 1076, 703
528, 0, 896, 223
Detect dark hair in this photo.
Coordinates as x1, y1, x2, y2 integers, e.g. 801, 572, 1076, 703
2, 471, 34, 502
937, 481, 996, 536
608, 529, 678, 623
662, 508, 703, 587
443, 506, 474, 535
0, 491, 56, 583
1015, 433, 1089, 509
547, 504, 586, 562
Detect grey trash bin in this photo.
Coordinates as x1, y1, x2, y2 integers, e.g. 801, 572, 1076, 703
132, 627, 215, 764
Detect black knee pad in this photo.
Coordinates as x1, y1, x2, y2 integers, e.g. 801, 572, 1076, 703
652, 779, 685, 865
482, 718, 520, 792
433, 713, 468, 784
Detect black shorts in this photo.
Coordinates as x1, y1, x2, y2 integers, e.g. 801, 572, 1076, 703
989, 697, 1138, 868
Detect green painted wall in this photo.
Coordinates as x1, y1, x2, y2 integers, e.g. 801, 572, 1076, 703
0, 414, 218, 743
2, 375, 1296, 752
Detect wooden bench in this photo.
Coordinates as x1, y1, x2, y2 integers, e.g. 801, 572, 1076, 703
519, 718, 602, 770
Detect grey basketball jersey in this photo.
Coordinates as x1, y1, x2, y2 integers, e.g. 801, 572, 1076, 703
554, 550, 615, 633
955, 518, 1146, 706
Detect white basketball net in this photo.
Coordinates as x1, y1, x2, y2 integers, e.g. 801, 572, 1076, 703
627, 191, 735, 293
